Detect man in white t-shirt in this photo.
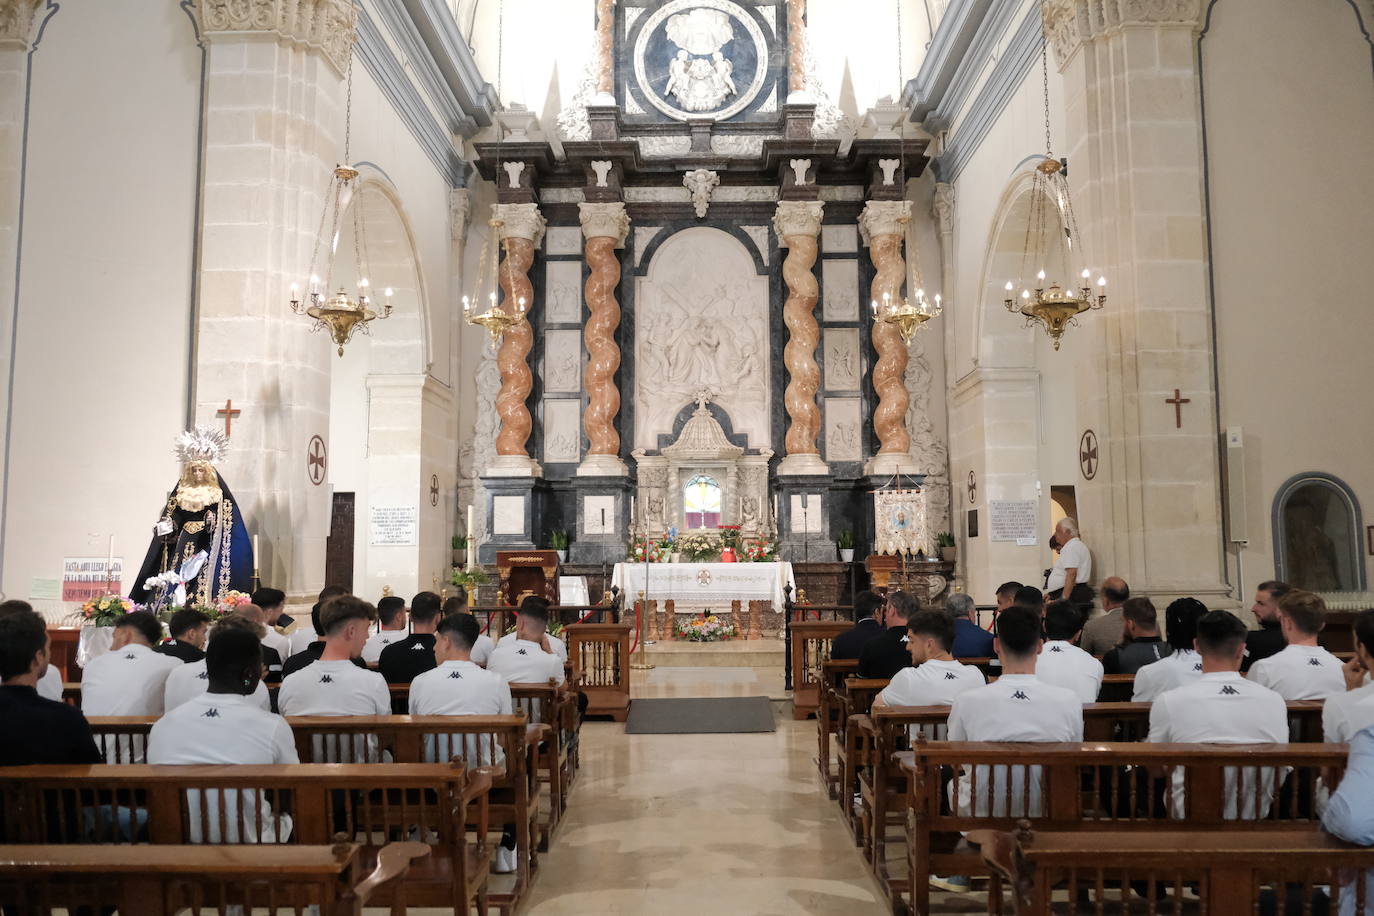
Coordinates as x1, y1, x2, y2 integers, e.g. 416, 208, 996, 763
1325, 610, 1374, 743
1045, 517, 1093, 612
1034, 599, 1105, 704
148, 628, 298, 843
490, 597, 567, 682
249, 587, 293, 673
1133, 597, 1209, 702
1247, 589, 1345, 701
82, 611, 181, 717
362, 596, 409, 665
1148, 609, 1288, 819
278, 596, 391, 761
872, 609, 985, 740
443, 596, 495, 666
165, 616, 271, 713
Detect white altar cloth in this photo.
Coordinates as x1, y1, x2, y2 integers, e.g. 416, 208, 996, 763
611, 561, 795, 608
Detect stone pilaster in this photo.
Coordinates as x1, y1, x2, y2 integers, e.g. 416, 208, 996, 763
192, 0, 356, 599
487, 202, 545, 477
931, 183, 956, 388
773, 200, 827, 477
859, 199, 917, 476
1043, 0, 1228, 601
577, 201, 630, 477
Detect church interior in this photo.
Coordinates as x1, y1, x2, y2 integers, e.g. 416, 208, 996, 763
2, 0, 1374, 912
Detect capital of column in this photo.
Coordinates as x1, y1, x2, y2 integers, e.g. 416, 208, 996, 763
772, 200, 824, 245
1042, 0, 1204, 69
493, 203, 546, 247
578, 201, 629, 247
858, 199, 912, 247
0, 0, 44, 51
931, 183, 955, 238
195, 0, 358, 75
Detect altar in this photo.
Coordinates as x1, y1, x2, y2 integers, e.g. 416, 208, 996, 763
611, 561, 795, 612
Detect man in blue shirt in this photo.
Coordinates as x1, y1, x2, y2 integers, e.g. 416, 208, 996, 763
1324, 723, 1374, 913
947, 592, 994, 658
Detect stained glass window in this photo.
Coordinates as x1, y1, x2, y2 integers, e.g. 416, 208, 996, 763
684, 474, 722, 529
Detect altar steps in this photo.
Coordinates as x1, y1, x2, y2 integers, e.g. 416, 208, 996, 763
641, 638, 785, 670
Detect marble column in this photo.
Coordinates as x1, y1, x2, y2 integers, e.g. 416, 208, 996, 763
488, 202, 545, 477
859, 199, 917, 475
774, 200, 827, 476
593, 0, 615, 103
786, 0, 807, 97
577, 201, 630, 477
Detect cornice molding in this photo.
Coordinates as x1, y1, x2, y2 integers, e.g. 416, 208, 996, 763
1043, 0, 1205, 69
195, 0, 357, 75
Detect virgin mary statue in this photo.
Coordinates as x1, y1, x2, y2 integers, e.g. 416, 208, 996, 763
130, 426, 254, 609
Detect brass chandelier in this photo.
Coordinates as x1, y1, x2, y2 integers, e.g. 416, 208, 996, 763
462, 215, 527, 346
289, 39, 392, 356
1003, 24, 1106, 351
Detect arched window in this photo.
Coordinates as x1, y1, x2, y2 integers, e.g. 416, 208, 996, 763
1272, 473, 1365, 592
683, 474, 722, 529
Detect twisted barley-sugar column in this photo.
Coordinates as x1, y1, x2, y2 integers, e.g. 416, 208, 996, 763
579, 202, 630, 466
786, 0, 807, 94
774, 200, 824, 463
495, 237, 536, 458
862, 200, 912, 456
594, 0, 615, 96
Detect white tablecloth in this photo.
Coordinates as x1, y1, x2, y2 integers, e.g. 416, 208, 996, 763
558, 576, 590, 605
611, 561, 795, 608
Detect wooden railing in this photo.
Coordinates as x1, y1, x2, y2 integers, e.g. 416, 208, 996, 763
565, 622, 631, 721
788, 621, 851, 720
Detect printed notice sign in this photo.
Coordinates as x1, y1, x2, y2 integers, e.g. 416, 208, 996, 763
989, 500, 1039, 542
62, 558, 124, 602
369, 506, 419, 547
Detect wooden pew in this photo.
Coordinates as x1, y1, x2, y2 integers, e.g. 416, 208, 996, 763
898, 741, 1348, 916
972, 826, 1374, 914
0, 841, 429, 916
834, 677, 890, 836
509, 679, 579, 850
816, 658, 859, 798
565, 622, 631, 721
790, 620, 852, 720
0, 763, 493, 915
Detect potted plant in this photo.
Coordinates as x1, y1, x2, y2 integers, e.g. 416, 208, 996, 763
936, 531, 957, 564
550, 529, 569, 563
836, 529, 855, 563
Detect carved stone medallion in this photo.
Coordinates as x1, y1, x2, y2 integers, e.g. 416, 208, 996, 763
631, 0, 770, 122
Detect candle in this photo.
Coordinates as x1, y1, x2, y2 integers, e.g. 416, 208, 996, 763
629, 495, 636, 527
106, 535, 114, 588
253, 534, 260, 562
466, 504, 476, 570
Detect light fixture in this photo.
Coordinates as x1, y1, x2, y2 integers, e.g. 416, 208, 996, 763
461, 216, 528, 346
289, 40, 393, 356
1003, 18, 1106, 351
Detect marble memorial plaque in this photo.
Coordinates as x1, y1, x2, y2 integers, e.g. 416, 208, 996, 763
790, 494, 823, 533
492, 496, 525, 536
583, 495, 616, 534
822, 260, 860, 322
543, 329, 582, 393
545, 226, 582, 255
824, 328, 860, 391
542, 399, 582, 464
824, 397, 863, 463
545, 261, 582, 324
822, 225, 858, 253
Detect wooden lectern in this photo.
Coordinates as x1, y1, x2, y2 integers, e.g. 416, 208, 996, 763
495, 550, 561, 606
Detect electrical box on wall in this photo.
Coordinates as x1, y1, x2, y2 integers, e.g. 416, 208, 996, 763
1224, 426, 1248, 545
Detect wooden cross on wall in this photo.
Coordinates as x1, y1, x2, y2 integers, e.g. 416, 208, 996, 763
216, 399, 241, 437
1165, 389, 1191, 429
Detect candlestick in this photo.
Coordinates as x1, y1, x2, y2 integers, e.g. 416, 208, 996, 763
106, 535, 114, 594
466, 504, 476, 571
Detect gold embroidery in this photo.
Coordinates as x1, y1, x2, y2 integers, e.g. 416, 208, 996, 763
184, 521, 206, 534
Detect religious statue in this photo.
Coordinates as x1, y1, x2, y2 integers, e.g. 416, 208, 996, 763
130, 426, 254, 610
663, 8, 738, 112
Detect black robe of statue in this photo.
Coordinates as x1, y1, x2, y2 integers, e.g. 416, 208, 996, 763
130, 471, 254, 608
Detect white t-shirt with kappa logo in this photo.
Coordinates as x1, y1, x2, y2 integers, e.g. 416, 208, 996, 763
164, 659, 270, 713
470, 634, 495, 667
488, 639, 566, 686
278, 659, 392, 762
1132, 649, 1203, 702
409, 659, 514, 766
878, 658, 985, 739
497, 631, 567, 664
1247, 643, 1346, 701
1324, 682, 1374, 743
81, 643, 183, 717
362, 630, 406, 665
1034, 640, 1105, 704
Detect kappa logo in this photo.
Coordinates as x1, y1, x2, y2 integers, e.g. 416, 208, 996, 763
1219, 685, 1239, 695
124, 653, 137, 660
196, 671, 208, 680
518, 649, 528, 656
1308, 658, 1323, 666
1011, 690, 1030, 700
1049, 645, 1063, 652
412, 644, 425, 651
448, 671, 463, 679
202, 708, 220, 718
1193, 663, 1203, 671
319, 674, 334, 684
944, 671, 958, 680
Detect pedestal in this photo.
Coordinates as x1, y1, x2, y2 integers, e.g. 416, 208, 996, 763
775, 474, 838, 562
569, 475, 635, 564
478, 476, 549, 564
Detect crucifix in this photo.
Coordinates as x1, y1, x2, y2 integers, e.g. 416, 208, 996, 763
216, 399, 241, 437
1165, 388, 1191, 429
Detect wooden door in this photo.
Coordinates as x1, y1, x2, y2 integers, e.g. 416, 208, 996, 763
326, 492, 355, 593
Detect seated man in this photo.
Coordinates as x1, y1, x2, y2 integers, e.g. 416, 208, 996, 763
280, 592, 368, 680
872, 609, 985, 739
1147, 610, 1288, 819
1322, 721, 1374, 914
227, 604, 284, 683
154, 608, 211, 663
1325, 609, 1374, 743
1243, 580, 1290, 673
829, 590, 887, 660
82, 611, 182, 717
858, 590, 919, 679
1034, 599, 1105, 704
1102, 597, 1172, 675
0, 605, 101, 765
0, 599, 63, 701
287, 584, 348, 658
362, 595, 408, 665
488, 600, 566, 687
1080, 577, 1130, 657
497, 595, 567, 663
164, 615, 272, 713
443, 595, 495, 665
1132, 598, 1208, 702
148, 627, 298, 843
380, 591, 444, 685
1247, 589, 1345, 700
1013, 585, 1045, 612
251, 586, 294, 663
946, 593, 994, 659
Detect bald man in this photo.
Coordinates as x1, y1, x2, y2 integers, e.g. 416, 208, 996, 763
1080, 577, 1130, 656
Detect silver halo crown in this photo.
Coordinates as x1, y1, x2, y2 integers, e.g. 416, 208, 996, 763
174, 426, 229, 466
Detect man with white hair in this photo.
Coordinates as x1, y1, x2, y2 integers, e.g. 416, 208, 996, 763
1046, 517, 1093, 614
946, 592, 993, 659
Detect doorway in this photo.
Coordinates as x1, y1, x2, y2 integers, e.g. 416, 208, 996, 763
326, 492, 355, 592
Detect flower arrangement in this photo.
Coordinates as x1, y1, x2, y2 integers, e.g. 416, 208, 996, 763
216, 590, 253, 614
79, 595, 139, 627
628, 536, 672, 563
675, 614, 736, 642
739, 537, 777, 563
718, 524, 742, 549
678, 531, 721, 562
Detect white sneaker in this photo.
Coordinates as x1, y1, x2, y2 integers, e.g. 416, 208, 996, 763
493, 845, 518, 874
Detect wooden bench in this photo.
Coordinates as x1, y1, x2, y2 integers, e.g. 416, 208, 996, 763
565, 622, 631, 721
816, 658, 859, 797
971, 826, 1374, 914
898, 741, 1348, 916
790, 621, 852, 720
509, 679, 580, 849
833, 677, 890, 835
0, 763, 493, 915
0, 841, 429, 916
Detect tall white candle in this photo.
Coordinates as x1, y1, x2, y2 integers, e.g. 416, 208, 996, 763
106, 535, 114, 588
252, 534, 260, 564
466, 504, 476, 570
629, 495, 636, 527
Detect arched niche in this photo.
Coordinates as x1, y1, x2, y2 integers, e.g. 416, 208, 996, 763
1272, 473, 1366, 592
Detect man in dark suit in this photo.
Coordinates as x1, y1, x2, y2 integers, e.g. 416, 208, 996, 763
859, 590, 920, 679
947, 592, 995, 658
1242, 580, 1290, 672
154, 607, 211, 663
829, 591, 887, 660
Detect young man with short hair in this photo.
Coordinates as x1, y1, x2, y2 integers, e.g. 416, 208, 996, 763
1147, 610, 1288, 819
287, 584, 348, 657
443, 595, 495, 665
0, 606, 101, 765
155, 607, 212, 663
1132, 598, 1208, 702
1080, 577, 1130, 656
280, 592, 368, 680
278, 596, 391, 719
1243, 580, 1291, 672
873, 609, 985, 736
487, 599, 566, 686
0, 599, 63, 700
1013, 585, 1045, 611
1034, 599, 1105, 703
379, 592, 444, 685
496, 596, 568, 663
858, 591, 920, 679
362, 596, 408, 665
994, 582, 1023, 614
1325, 610, 1374, 744
164, 615, 272, 713
1102, 597, 1171, 675
946, 593, 994, 659
1247, 589, 1344, 700
830, 590, 887, 660
251, 586, 293, 661
81, 611, 182, 717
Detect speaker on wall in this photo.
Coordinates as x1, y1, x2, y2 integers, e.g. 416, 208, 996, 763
1224, 426, 1248, 545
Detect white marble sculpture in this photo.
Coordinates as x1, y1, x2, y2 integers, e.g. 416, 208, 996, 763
664, 8, 737, 112
683, 168, 720, 218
